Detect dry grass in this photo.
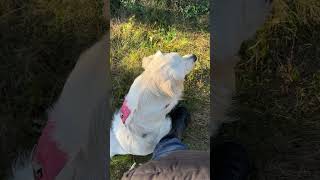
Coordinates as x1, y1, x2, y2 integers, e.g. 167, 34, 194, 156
218, 0, 320, 179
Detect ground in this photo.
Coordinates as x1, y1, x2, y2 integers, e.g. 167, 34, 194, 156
217, 0, 320, 179
110, 0, 210, 179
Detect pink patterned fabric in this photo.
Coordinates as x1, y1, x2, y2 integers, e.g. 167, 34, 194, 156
33, 120, 68, 180
120, 99, 131, 124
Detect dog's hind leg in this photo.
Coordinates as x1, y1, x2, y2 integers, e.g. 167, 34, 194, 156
157, 117, 172, 143
110, 129, 128, 158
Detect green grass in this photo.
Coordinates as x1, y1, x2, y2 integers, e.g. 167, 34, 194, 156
110, 0, 209, 179
0, 0, 106, 179
218, 0, 320, 179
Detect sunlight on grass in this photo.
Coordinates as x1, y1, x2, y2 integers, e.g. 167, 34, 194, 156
110, 15, 209, 180
110, 0, 209, 178
111, 17, 210, 109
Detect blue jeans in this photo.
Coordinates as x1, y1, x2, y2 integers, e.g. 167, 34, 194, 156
152, 136, 188, 160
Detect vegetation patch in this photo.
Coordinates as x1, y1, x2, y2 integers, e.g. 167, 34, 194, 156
220, 0, 320, 179
110, 0, 209, 179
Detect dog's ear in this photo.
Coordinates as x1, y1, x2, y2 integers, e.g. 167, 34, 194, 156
155, 50, 162, 56
160, 80, 183, 97
142, 56, 152, 70
142, 51, 163, 70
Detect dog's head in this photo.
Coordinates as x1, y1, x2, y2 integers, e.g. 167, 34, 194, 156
122, 51, 196, 125
142, 51, 197, 97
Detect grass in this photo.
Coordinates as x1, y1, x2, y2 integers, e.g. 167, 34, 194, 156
0, 0, 106, 179
217, 0, 320, 179
110, 0, 209, 179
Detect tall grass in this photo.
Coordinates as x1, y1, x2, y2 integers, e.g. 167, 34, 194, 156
221, 0, 320, 179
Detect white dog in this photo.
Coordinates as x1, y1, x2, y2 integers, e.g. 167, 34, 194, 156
9, 36, 109, 180
110, 51, 197, 157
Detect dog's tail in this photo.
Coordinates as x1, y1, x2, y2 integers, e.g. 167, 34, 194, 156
8, 152, 34, 180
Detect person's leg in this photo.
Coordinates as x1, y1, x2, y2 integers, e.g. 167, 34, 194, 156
152, 105, 190, 160
212, 140, 250, 180
152, 135, 187, 160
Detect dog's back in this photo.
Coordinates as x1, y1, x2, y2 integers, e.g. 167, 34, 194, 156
9, 35, 109, 180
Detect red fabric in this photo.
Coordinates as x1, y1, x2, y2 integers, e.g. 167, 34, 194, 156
33, 120, 68, 180
120, 99, 131, 124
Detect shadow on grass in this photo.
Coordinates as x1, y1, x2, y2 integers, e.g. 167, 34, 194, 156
111, 0, 209, 32
0, 0, 107, 178
216, 1, 320, 179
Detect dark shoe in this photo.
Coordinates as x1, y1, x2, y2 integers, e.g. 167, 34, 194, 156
165, 105, 191, 140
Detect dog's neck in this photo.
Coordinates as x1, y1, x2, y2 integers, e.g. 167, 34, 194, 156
120, 72, 180, 130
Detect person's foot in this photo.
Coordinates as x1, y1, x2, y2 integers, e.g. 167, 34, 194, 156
166, 105, 191, 140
